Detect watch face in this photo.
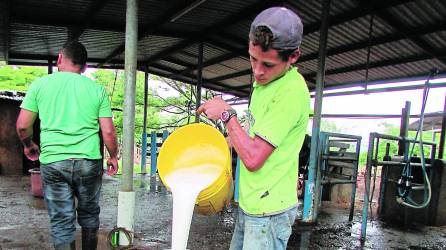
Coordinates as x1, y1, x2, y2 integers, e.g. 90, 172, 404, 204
221, 111, 230, 122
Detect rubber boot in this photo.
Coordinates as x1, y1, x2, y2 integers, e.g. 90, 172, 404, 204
54, 241, 75, 250
82, 227, 98, 250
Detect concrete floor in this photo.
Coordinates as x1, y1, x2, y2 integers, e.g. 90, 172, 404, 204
0, 174, 445, 249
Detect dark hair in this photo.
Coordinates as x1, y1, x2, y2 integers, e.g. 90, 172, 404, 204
61, 41, 88, 67
249, 26, 296, 62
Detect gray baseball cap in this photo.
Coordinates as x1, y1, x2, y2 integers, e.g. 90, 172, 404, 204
249, 7, 303, 50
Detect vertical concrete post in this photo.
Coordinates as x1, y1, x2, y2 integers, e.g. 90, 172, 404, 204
117, 0, 138, 246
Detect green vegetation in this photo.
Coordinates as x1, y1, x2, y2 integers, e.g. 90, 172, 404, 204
0, 66, 220, 146
0, 66, 47, 91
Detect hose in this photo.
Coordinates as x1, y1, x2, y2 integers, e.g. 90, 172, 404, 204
107, 226, 134, 250
396, 69, 438, 209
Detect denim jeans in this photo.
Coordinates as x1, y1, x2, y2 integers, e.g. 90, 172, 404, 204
229, 206, 298, 250
40, 159, 103, 246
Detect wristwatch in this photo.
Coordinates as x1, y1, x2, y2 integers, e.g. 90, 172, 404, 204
220, 108, 237, 124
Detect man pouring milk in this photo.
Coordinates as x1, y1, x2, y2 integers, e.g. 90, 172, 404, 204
198, 6, 310, 250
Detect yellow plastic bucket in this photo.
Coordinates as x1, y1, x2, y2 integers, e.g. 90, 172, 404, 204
157, 123, 233, 215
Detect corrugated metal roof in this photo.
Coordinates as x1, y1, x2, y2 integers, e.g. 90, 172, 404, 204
1, 0, 445, 97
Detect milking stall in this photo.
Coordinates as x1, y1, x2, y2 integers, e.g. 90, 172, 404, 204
1, 0, 446, 249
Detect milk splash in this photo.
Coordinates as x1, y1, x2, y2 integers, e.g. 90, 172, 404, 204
165, 164, 222, 250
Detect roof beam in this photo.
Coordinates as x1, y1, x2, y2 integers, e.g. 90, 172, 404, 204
67, 0, 111, 41
175, 0, 417, 79
209, 69, 251, 82
374, 10, 446, 65
303, 51, 446, 79
148, 64, 249, 97
97, 0, 215, 68
3, 0, 10, 64
304, 0, 416, 35
150, 62, 249, 95
299, 21, 446, 62
9, 52, 124, 65
139, 0, 281, 67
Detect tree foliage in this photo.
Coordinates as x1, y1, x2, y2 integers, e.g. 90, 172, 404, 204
0, 66, 47, 91
91, 69, 221, 145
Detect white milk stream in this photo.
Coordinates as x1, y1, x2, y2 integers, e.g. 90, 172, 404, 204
165, 164, 222, 250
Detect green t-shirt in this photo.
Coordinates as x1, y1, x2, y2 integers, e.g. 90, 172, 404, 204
20, 72, 112, 164
239, 67, 310, 215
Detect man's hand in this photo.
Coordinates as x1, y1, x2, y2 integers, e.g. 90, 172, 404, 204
24, 141, 40, 161
106, 157, 119, 176
197, 97, 232, 121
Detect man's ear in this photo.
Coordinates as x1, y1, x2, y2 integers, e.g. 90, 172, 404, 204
289, 48, 300, 64
56, 53, 63, 66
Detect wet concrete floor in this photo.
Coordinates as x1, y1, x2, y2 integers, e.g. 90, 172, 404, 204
1, 174, 445, 249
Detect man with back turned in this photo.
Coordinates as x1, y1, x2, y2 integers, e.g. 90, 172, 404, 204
17, 41, 119, 250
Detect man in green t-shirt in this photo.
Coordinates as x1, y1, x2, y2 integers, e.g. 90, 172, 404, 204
198, 7, 309, 250
16, 41, 119, 250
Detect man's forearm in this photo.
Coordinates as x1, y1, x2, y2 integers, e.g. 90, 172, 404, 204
17, 128, 33, 147
103, 132, 118, 158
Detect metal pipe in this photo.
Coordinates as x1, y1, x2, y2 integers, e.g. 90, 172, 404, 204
439, 95, 446, 159
141, 67, 149, 174
121, 0, 138, 192
372, 132, 436, 145
376, 161, 432, 168
195, 42, 203, 122
150, 131, 157, 176
303, 0, 331, 223
321, 156, 358, 161
349, 136, 361, 221
361, 133, 375, 242
234, 156, 241, 202
319, 132, 362, 140
321, 180, 356, 185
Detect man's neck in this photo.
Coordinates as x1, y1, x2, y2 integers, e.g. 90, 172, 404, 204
58, 66, 82, 74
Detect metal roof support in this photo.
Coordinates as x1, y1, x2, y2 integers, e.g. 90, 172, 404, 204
302, 53, 445, 79
195, 42, 203, 122
439, 96, 446, 159
98, 0, 215, 68
374, 11, 446, 65
68, 0, 111, 41
121, 0, 138, 192
303, 0, 331, 223
3, 0, 10, 64
141, 67, 149, 174
186, 0, 416, 75
170, 0, 207, 22
299, 21, 446, 63
47, 59, 53, 74
139, 0, 279, 66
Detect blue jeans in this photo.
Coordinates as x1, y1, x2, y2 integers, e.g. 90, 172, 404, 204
40, 159, 103, 246
229, 206, 297, 250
